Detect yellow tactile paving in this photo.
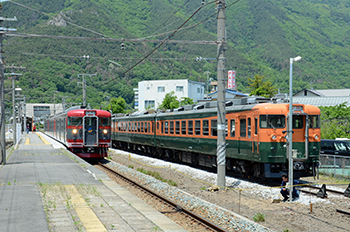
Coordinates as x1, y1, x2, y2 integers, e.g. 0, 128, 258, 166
36, 132, 51, 145
66, 185, 106, 232
25, 138, 30, 145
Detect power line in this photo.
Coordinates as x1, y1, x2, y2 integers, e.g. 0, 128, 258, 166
101, 2, 216, 86
6, 33, 217, 44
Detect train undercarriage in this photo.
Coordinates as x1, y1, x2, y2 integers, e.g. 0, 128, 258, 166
112, 141, 318, 179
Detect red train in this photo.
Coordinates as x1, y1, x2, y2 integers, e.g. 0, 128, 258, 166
44, 107, 111, 159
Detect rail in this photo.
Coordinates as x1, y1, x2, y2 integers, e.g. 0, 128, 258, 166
97, 162, 228, 232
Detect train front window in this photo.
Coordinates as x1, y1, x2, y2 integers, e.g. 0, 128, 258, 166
309, 115, 320, 128
68, 117, 82, 126
100, 117, 111, 126
260, 115, 285, 128
293, 115, 303, 129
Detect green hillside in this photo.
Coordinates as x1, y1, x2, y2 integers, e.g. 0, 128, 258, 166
2, 0, 350, 111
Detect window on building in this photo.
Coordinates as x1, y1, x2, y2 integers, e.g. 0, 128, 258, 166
188, 120, 193, 135
181, 121, 186, 134
176, 86, 183, 92
203, 120, 209, 136
197, 88, 200, 93
195, 120, 201, 135
145, 100, 155, 109
158, 86, 165, 92
175, 121, 180, 134
240, 119, 246, 137
147, 86, 150, 90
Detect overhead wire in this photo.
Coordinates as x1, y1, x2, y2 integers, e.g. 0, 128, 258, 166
101, 2, 216, 86
147, 0, 191, 38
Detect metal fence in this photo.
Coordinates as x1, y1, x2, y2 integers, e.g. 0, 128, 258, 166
319, 154, 350, 179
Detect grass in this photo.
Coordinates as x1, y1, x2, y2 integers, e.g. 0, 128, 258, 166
137, 168, 177, 186
253, 212, 265, 222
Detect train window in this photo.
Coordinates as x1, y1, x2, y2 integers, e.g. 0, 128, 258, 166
248, 118, 251, 138
260, 115, 285, 128
161, 121, 164, 133
293, 115, 303, 129
225, 119, 228, 137
157, 122, 159, 130
309, 115, 320, 128
100, 117, 111, 126
165, 121, 169, 134
137, 122, 140, 132
188, 120, 193, 135
230, 119, 235, 137
145, 122, 148, 133
255, 118, 258, 135
128, 122, 131, 132
175, 121, 180, 134
141, 122, 144, 132
203, 120, 209, 136
211, 120, 217, 136
195, 120, 201, 135
170, 121, 174, 134
68, 117, 82, 126
240, 119, 246, 137
181, 121, 186, 135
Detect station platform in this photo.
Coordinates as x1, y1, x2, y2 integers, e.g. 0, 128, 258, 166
0, 132, 186, 232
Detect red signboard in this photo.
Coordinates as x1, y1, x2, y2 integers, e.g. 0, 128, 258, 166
227, 70, 236, 90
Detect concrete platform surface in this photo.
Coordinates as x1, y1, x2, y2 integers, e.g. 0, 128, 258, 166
0, 132, 186, 232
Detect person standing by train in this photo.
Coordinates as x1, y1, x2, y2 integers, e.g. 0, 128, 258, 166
26, 123, 29, 134
280, 173, 299, 201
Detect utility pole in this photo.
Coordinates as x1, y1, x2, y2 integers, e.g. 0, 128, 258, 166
78, 74, 96, 107
0, 4, 17, 165
5, 65, 25, 145
53, 91, 58, 115
216, 0, 227, 187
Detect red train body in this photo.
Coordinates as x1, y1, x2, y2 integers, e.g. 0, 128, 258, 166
44, 107, 111, 159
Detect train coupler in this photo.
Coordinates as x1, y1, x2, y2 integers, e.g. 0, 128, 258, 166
317, 184, 328, 198
344, 184, 350, 198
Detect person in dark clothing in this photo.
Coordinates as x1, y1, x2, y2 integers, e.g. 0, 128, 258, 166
280, 173, 299, 201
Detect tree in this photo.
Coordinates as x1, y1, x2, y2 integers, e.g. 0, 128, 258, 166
181, 97, 195, 106
248, 75, 277, 98
105, 97, 126, 114
159, 91, 179, 110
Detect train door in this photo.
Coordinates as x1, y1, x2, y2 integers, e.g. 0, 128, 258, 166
83, 116, 98, 146
253, 116, 259, 158
291, 113, 307, 160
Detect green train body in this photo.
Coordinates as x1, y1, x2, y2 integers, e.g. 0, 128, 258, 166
112, 97, 321, 178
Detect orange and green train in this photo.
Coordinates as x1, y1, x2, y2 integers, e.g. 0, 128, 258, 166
111, 97, 320, 179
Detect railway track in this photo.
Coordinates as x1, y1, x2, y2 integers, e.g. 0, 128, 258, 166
300, 184, 346, 196
96, 162, 228, 232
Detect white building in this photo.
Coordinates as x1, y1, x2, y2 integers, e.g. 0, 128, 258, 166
136, 79, 205, 111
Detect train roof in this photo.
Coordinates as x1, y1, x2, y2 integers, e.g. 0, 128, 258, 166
113, 95, 320, 121
67, 109, 111, 117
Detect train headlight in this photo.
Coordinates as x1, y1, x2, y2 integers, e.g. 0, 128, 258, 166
313, 134, 319, 140
270, 134, 277, 140
103, 129, 108, 134
72, 129, 78, 134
